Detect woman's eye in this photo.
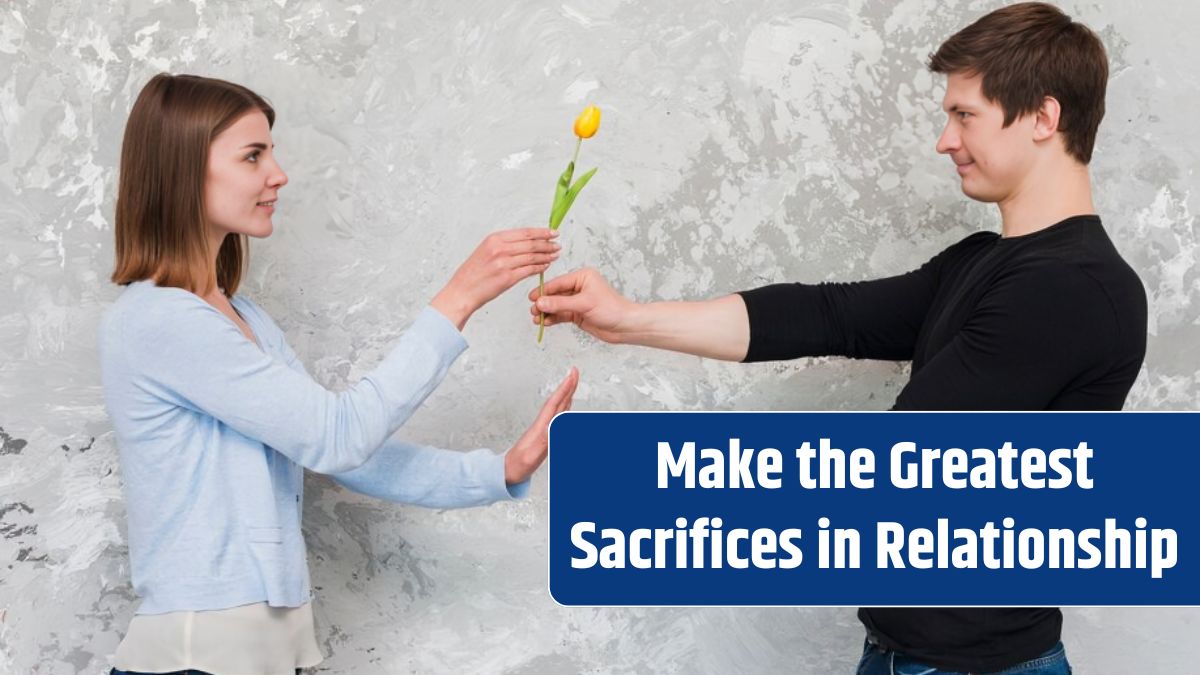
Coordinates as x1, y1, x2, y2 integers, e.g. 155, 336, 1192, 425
246, 151, 260, 163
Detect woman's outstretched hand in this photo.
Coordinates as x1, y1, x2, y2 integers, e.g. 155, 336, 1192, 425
505, 367, 579, 485
431, 228, 561, 330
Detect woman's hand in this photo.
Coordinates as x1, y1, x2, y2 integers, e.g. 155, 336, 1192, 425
528, 268, 636, 344
431, 228, 561, 330
505, 367, 579, 485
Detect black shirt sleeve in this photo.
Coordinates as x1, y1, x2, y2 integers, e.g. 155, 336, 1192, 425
737, 238, 971, 362
892, 265, 1117, 410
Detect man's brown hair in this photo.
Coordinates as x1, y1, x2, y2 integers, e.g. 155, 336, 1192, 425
928, 2, 1108, 164
112, 73, 275, 297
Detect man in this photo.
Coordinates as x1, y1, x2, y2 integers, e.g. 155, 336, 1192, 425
529, 3, 1147, 673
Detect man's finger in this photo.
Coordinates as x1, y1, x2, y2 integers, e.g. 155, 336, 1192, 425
531, 311, 577, 326
535, 294, 589, 316
529, 270, 586, 300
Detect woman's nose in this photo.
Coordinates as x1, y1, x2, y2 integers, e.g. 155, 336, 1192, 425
269, 162, 288, 188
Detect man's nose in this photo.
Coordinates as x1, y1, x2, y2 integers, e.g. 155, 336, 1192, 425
936, 121, 959, 155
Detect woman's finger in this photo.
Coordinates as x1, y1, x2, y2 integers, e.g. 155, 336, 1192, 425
547, 368, 578, 409
507, 252, 559, 269
511, 263, 553, 284
558, 376, 578, 413
500, 228, 560, 242
505, 239, 561, 255
552, 367, 578, 400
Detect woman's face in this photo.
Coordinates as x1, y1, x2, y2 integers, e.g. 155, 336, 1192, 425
204, 110, 287, 240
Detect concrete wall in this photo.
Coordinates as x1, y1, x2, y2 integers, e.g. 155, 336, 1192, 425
1, 0, 1197, 672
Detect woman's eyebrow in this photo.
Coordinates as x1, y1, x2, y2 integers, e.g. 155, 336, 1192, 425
239, 142, 273, 150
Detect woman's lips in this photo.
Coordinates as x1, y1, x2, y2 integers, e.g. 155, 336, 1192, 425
956, 162, 974, 176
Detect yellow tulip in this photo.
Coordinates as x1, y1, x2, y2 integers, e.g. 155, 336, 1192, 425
573, 105, 601, 139
539, 105, 601, 343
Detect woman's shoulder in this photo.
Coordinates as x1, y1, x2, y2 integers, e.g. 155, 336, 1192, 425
229, 292, 286, 337
101, 280, 225, 345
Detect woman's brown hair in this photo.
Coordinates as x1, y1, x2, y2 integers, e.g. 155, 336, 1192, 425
112, 73, 275, 297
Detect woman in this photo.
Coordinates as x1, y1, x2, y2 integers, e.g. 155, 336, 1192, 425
99, 73, 577, 675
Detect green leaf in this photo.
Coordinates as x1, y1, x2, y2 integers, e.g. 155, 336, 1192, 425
567, 167, 597, 200
549, 162, 574, 227
549, 167, 597, 230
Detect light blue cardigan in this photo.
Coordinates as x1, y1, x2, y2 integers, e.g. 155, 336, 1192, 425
98, 280, 527, 615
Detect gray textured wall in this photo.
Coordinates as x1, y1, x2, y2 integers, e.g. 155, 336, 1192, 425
2, 1, 1197, 673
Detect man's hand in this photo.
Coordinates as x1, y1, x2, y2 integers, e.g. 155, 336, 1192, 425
505, 367, 579, 485
528, 267, 751, 361
528, 268, 634, 343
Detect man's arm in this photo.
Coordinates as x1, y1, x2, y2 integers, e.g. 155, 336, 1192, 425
531, 250, 950, 363
892, 266, 1121, 410
530, 269, 751, 360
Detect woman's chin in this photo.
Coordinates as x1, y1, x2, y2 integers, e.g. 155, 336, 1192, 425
244, 222, 274, 239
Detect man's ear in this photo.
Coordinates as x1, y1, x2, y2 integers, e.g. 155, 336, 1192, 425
1033, 96, 1061, 142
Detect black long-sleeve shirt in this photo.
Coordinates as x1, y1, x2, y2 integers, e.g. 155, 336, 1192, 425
737, 214, 1147, 672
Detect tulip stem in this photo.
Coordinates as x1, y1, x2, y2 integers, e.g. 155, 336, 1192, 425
539, 136, 585, 344
537, 270, 547, 343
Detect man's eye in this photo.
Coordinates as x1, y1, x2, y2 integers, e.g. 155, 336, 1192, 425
957, 111, 971, 120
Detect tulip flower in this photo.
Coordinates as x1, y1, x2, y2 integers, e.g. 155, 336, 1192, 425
538, 105, 600, 343
573, 105, 601, 139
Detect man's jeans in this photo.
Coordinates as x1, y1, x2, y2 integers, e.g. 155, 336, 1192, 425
855, 638, 1071, 675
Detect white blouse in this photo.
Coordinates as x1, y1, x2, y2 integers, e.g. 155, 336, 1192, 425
113, 601, 323, 675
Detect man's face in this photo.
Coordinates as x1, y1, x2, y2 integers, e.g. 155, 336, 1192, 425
936, 72, 1038, 203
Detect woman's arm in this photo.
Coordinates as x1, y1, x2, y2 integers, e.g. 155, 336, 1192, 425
259, 307, 577, 505
329, 368, 577, 507
330, 439, 524, 508
113, 229, 558, 475
117, 298, 466, 475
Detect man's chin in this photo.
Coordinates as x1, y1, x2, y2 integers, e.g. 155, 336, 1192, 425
959, 180, 1001, 204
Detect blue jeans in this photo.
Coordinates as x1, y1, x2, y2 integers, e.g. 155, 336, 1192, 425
855, 638, 1071, 675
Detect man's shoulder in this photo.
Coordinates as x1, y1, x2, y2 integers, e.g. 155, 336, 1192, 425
934, 230, 999, 261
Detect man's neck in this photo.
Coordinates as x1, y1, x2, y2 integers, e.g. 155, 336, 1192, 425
998, 159, 1097, 238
